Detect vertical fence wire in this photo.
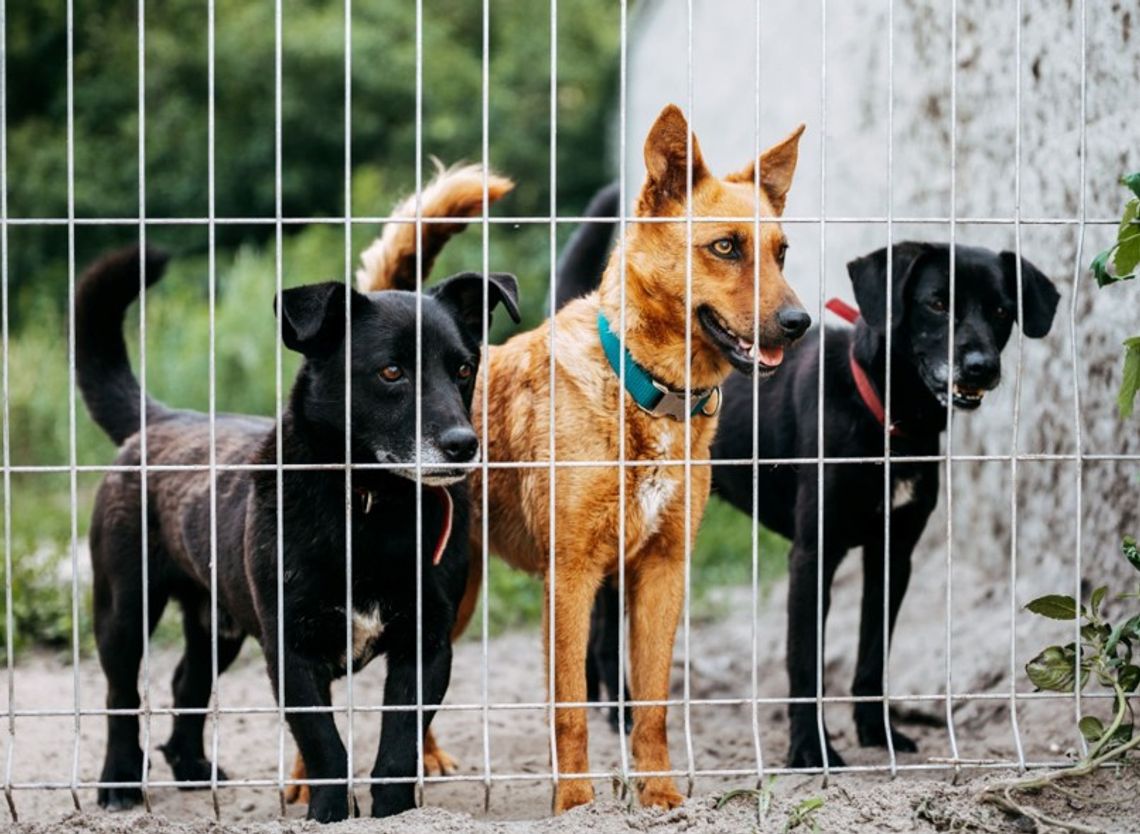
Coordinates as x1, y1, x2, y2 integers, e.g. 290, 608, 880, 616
814, 0, 831, 784
206, 0, 221, 817
65, 0, 81, 811
343, 0, 357, 811
943, 0, 963, 777
682, 0, 696, 798
479, 0, 493, 812
1068, 0, 1089, 760
615, 0, 631, 786
545, 0, 559, 799
0, 0, 12, 817
748, 0, 766, 784
880, 0, 898, 777
1007, 0, 1028, 773
135, 0, 153, 812
413, 0, 427, 810
273, 0, 287, 813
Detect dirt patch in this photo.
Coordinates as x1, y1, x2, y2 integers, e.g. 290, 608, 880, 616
2, 557, 1138, 833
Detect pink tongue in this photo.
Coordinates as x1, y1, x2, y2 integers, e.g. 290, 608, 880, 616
757, 346, 785, 367
429, 486, 454, 566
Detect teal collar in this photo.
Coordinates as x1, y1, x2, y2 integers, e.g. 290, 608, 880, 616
597, 311, 720, 421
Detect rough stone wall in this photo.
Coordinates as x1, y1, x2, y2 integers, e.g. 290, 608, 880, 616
622, 0, 1138, 599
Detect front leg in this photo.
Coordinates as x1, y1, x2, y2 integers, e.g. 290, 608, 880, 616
370, 638, 453, 817
852, 502, 931, 752
627, 542, 685, 809
265, 641, 354, 823
785, 540, 846, 769
546, 564, 604, 814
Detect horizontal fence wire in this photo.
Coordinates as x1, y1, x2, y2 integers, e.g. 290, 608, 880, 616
0, 0, 1124, 822
0, 215, 1126, 225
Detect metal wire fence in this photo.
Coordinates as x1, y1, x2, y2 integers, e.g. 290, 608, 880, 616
0, 0, 1134, 824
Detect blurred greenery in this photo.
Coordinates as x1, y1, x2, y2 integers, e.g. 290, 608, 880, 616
0, 0, 788, 657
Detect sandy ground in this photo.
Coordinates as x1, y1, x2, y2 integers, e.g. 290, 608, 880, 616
1, 556, 1138, 833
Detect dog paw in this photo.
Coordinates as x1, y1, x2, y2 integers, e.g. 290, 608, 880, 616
637, 776, 684, 809
424, 747, 458, 776
97, 749, 145, 811
98, 786, 144, 811
423, 739, 458, 776
856, 717, 918, 753
284, 752, 310, 805
159, 742, 228, 789
553, 778, 595, 814
306, 785, 356, 823
786, 736, 846, 769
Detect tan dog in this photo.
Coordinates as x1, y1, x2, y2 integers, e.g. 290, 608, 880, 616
292, 105, 807, 813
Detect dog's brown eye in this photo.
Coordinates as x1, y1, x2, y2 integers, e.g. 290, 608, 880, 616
777, 241, 789, 267
928, 298, 948, 314
457, 362, 474, 381
379, 365, 404, 382
995, 306, 1010, 320
709, 238, 737, 259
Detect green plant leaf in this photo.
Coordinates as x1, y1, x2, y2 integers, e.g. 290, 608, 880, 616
1115, 200, 1140, 278
1124, 171, 1140, 200
1124, 536, 1140, 572
1107, 722, 1134, 750
1091, 246, 1115, 287
1082, 622, 1111, 646
1090, 585, 1108, 618
1120, 664, 1140, 693
1079, 715, 1105, 742
1026, 594, 1079, 620
1026, 644, 1082, 692
1122, 340, 1140, 419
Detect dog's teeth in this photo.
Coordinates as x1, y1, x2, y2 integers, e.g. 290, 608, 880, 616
748, 343, 757, 359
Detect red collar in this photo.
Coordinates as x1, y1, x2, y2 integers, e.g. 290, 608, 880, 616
824, 299, 906, 439
355, 484, 454, 566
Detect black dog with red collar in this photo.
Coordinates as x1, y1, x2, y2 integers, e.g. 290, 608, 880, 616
552, 199, 1060, 769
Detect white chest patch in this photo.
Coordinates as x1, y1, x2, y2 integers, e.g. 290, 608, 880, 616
638, 428, 677, 535
638, 474, 677, 534
892, 477, 919, 509
351, 605, 385, 664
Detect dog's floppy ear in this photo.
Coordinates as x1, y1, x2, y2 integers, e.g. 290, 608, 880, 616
432, 271, 521, 336
726, 124, 806, 216
846, 242, 935, 332
640, 104, 709, 211
999, 252, 1060, 339
276, 281, 349, 357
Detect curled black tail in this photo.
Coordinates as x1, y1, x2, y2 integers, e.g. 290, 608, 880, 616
76, 245, 173, 446
555, 181, 619, 311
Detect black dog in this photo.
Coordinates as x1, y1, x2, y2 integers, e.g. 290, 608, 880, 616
557, 189, 1059, 768
78, 246, 518, 820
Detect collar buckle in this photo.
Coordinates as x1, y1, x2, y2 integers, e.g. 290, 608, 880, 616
637, 379, 721, 422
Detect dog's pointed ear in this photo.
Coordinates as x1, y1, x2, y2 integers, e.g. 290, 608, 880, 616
431, 271, 521, 336
847, 242, 934, 332
726, 124, 806, 216
275, 282, 351, 357
999, 252, 1059, 339
640, 104, 709, 211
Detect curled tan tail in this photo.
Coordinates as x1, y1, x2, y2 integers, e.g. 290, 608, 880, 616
356, 161, 514, 293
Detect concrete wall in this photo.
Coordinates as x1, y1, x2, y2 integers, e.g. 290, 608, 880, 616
620, 0, 1138, 605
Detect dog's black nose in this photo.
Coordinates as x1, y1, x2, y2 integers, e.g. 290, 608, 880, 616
439, 427, 479, 463
777, 307, 811, 340
960, 350, 998, 383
